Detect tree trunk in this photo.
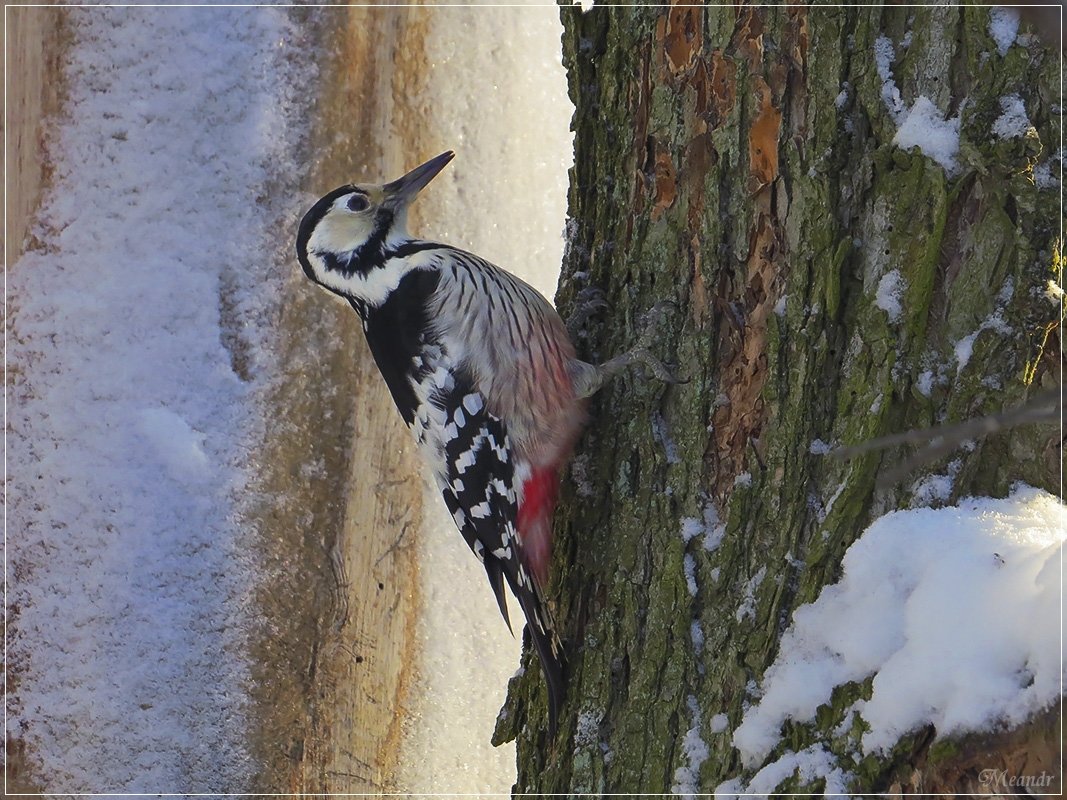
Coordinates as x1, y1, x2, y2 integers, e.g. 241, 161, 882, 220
495, 4, 1062, 795
247, 9, 432, 794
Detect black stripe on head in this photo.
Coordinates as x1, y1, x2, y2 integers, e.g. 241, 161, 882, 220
349, 207, 396, 272
296, 184, 358, 283
306, 205, 399, 280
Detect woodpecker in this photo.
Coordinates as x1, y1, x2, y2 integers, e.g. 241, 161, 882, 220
296, 151, 672, 735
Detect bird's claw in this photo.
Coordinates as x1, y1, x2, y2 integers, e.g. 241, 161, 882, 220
629, 346, 684, 385
566, 287, 611, 340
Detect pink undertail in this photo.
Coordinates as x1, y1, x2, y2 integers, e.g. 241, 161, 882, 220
516, 467, 560, 588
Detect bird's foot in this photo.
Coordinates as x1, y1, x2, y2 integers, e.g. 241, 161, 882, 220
572, 301, 683, 399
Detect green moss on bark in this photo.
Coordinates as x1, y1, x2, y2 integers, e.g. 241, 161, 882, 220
500, 5, 1062, 795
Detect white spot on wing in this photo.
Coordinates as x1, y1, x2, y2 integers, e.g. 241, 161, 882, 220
463, 393, 484, 414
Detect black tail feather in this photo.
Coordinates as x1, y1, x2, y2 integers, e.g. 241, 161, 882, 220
511, 580, 565, 738
483, 558, 513, 635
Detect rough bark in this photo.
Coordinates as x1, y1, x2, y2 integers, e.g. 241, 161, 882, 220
497, 4, 1062, 795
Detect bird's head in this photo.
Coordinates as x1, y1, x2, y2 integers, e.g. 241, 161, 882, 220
296, 151, 454, 307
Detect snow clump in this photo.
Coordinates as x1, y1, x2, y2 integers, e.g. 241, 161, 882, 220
732, 485, 1064, 767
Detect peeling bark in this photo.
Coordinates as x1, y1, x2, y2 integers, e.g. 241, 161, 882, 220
498, 5, 1062, 795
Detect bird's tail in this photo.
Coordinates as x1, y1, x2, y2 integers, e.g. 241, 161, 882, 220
507, 571, 565, 738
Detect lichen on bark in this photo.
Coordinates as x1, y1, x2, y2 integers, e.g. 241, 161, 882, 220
497, 4, 1062, 795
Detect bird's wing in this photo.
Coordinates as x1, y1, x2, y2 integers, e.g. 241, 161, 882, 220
428, 369, 565, 732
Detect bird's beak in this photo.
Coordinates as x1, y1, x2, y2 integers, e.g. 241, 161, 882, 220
383, 151, 455, 207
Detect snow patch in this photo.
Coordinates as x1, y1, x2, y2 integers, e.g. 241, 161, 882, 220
773, 293, 788, 317
874, 35, 904, 121
809, 439, 833, 456
910, 459, 961, 508
8, 7, 314, 791
735, 567, 766, 623
916, 370, 935, 397
992, 94, 1032, 139
988, 6, 1020, 56
684, 554, 698, 597
732, 486, 1064, 766
672, 696, 710, 798
954, 331, 979, 373
875, 37, 960, 174
954, 307, 1012, 374
819, 481, 847, 523
135, 408, 211, 481
1034, 146, 1063, 190
717, 745, 852, 798
681, 517, 703, 543
834, 83, 849, 110
874, 269, 906, 322
691, 621, 705, 653
893, 96, 961, 174
681, 502, 726, 553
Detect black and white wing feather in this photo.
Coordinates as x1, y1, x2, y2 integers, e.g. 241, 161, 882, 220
421, 367, 564, 733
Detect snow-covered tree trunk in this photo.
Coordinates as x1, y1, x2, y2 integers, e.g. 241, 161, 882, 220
245, 11, 429, 794
496, 5, 1062, 794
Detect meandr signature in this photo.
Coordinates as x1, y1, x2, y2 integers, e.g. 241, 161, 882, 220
978, 768, 1056, 790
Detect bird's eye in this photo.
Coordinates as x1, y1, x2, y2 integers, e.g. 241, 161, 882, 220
347, 194, 370, 213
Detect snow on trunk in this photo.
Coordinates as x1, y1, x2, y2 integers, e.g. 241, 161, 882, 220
726, 486, 1064, 789
8, 8, 313, 792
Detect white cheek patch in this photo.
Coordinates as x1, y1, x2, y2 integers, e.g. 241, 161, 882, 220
310, 209, 374, 255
